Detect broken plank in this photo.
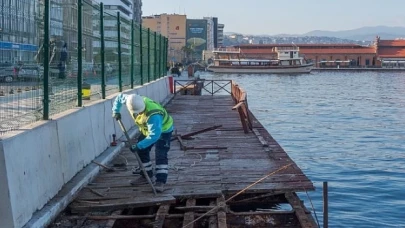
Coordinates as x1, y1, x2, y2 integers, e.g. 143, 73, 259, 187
285, 192, 318, 228
216, 196, 227, 228
208, 200, 218, 228
105, 210, 122, 228
182, 199, 196, 228
252, 128, 269, 147
153, 204, 170, 228
70, 195, 176, 213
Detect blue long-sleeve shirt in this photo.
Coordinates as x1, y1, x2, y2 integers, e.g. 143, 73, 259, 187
112, 93, 173, 149
112, 93, 127, 114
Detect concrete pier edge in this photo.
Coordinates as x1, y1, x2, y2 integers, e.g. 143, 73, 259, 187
23, 94, 175, 228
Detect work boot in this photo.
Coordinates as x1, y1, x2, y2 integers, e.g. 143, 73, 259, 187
130, 175, 155, 186
154, 182, 166, 193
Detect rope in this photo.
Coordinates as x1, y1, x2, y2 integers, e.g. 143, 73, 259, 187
182, 163, 293, 228
305, 189, 321, 228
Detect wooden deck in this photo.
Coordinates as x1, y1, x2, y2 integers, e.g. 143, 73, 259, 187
50, 81, 317, 228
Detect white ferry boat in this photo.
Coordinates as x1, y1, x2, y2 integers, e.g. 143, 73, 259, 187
207, 46, 314, 74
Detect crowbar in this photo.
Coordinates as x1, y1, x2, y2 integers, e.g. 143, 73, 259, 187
117, 119, 157, 195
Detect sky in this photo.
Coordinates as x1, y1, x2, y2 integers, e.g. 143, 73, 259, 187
142, 0, 405, 35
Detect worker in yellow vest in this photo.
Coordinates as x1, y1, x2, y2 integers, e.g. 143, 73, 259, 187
112, 93, 174, 192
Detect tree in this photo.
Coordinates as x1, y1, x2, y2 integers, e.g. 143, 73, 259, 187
181, 45, 195, 62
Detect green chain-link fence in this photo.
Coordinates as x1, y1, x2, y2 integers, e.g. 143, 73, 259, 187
0, 0, 168, 135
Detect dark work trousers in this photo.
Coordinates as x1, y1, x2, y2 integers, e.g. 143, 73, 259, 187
137, 131, 172, 184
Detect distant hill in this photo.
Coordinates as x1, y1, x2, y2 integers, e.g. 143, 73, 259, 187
301, 26, 405, 41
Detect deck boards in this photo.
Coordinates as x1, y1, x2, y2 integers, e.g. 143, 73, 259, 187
69, 95, 314, 213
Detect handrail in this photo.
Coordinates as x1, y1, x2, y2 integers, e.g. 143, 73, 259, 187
231, 81, 252, 133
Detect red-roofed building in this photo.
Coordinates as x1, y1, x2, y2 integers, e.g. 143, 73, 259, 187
375, 36, 405, 68
223, 37, 405, 68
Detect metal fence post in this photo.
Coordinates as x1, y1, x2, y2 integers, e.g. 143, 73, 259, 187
154, 31, 157, 80
147, 28, 151, 83
117, 12, 122, 92
140, 25, 143, 85
159, 34, 162, 78
162, 37, 166, 76
100, 3, 106, 99
77, 0, 83, 106
43, 0, 50, 120
130, 20, 135, 88
165, 38, 169, 74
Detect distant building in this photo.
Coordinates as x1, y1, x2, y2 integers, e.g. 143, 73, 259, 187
375, 36, 405, 68
142, 14, 187, 63
102, 0, 133, 19
186, 19, 208, 60
132, 0, 142, 24
0, 0, 39, 63
203, 17, 215, 51
217, 24, 225, 47
61, 0, 94, 63
231, 38, 405, 68
94, 0, 133, 65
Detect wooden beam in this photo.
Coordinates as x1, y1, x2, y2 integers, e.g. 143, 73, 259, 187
252, 129, 269, 147
208, 201, 218, 228
182, 198, 196, 228
237, 107, 249, 133
216, 196, 227, 228
175, 205, 216, 212
285, 192, 318, 228
105, 210, 122, 228
153, 204, 170, 228
70, 196, 176, 213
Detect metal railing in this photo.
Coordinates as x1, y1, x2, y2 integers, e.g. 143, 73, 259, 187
213, 48, 241, 53
0, 0, 168, 135
173, 79, 232, 96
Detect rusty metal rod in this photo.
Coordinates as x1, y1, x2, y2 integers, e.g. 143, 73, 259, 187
117, 119, 157, 196
171, 125, 223, 141
177, 135, 186, 151
92, 161, 114, 172
184, 146, 227, 150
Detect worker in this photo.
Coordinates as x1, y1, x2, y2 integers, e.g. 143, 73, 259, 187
112, 93, 174, 192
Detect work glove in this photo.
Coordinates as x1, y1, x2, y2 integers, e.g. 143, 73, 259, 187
130, 144, 140, 153
112, 113, 121, 120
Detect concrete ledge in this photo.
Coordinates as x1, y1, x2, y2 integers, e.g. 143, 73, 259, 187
22, 91, 175, 228
0, 76, 174, 228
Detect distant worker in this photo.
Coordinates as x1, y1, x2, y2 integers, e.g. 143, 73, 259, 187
112, 93, 174, 192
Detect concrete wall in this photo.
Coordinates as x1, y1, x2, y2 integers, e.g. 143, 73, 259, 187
0, 76, 172, 228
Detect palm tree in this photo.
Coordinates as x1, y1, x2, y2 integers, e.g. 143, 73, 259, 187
181, 45, 195, 62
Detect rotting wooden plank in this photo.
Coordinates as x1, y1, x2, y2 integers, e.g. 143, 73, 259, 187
285, 192, 318, 228
105, 210, 122, 228
152, 204, 170, 228
208, 200, 218, 228
252, 128, 269, 147
216, 196, 227, 228
70, 195, 176, 213
182, 198, 196, 228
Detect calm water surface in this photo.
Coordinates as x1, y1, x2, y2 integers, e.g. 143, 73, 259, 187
199, 71, 405, 228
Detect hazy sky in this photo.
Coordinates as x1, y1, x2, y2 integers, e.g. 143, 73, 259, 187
142, 0, 405, 35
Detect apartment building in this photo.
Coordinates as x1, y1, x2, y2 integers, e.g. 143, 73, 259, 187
142, 14, 186, 63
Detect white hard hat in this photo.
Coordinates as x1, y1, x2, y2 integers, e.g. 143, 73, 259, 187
126, 94, 145, 114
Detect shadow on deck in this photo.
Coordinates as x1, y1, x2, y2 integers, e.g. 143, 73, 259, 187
49, 79, 317, 228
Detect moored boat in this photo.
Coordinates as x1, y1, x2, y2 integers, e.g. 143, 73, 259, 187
208, 46, 314, 74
